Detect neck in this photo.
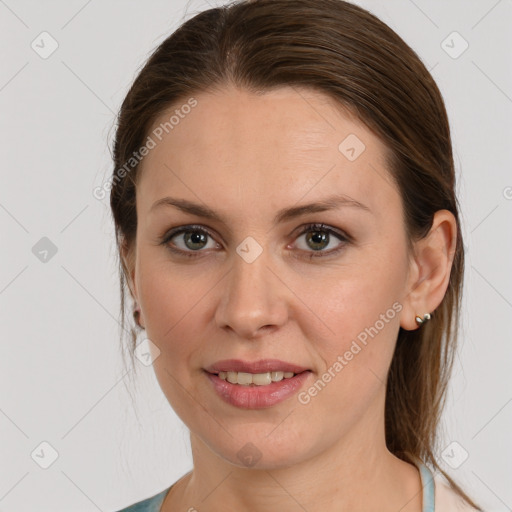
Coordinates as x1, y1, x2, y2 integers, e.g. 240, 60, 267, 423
162, 428, 423, 512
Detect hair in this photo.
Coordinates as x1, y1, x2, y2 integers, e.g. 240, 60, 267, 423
109, 0, 479, 508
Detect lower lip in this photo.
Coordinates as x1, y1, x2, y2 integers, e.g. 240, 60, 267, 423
205, 370, 312, 409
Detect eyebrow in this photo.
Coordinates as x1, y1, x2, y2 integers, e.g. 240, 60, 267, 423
149, 193, 371, 225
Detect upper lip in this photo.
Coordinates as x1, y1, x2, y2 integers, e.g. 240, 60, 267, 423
204, 359, 310, 374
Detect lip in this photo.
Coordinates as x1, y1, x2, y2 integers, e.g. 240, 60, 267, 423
205, 370, 312, 409
204, 359, 310, 374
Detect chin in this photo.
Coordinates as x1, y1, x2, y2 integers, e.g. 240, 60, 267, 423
204, 428, 316, 470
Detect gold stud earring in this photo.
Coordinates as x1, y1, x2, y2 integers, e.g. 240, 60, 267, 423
415, 313, 431, 326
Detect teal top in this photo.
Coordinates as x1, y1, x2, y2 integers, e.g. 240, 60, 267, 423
115, 459, 435, 511
115, 485, 171, 512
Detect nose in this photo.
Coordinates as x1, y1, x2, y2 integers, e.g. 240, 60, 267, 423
214, 244, 289, 339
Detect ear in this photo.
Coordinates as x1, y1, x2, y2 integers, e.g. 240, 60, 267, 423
120, 237, 145, 329
400, 210, 458, 331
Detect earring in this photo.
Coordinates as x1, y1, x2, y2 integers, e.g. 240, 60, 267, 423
415, 313, 431, 326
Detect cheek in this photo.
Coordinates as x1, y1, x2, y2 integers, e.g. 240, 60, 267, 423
303, 244, 407, 390
295, 279, 402, 437
137, 258, 213, 365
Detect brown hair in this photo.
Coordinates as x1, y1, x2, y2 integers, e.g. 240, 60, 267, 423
110, 0, 479, 508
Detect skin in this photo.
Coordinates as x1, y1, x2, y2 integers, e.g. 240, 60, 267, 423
122, 84, 457, 512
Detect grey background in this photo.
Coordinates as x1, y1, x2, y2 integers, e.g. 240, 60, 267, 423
0, 0, 511, 510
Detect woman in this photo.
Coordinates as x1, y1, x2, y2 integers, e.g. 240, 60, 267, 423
111, 0, 482, 510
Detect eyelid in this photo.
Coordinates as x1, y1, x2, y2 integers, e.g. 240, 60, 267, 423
292, 222, 351, 242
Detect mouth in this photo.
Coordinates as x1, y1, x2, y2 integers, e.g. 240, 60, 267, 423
203, 359, 313, 409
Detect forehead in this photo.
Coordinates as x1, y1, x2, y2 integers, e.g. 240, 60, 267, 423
136, 85, 398, 219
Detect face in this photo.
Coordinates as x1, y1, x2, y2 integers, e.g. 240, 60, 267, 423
128, 84, 413, 469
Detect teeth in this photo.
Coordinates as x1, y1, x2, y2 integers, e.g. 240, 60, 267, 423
271, 371, 284, 382
217, 370, 297, 386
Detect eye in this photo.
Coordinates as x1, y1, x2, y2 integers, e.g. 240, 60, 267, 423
160, 223, 351, 259
292, 223, 350, 258
161, 225, 219, 257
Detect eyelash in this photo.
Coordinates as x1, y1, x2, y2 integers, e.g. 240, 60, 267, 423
160, 223, 351, 260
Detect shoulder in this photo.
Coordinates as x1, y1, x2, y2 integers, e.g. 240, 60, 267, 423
434, 474, 481, 512
114, 486, 172, 512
